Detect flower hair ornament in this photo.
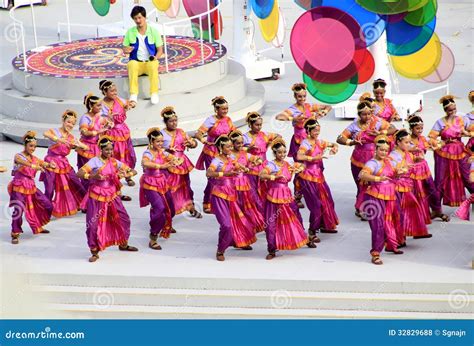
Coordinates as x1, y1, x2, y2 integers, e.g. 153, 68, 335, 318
160, 106, 176, 119
23, 130, 37, 143
146, 127, 162, 139
246, 111, 261, 124
291, 83, 307, 94
270, 137, 286, 151
62, 109, 77, 121
439, 95, 457, 110
98, 135, 114, 148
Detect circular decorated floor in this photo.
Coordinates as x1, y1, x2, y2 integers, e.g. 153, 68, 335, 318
12, 36, 226, 79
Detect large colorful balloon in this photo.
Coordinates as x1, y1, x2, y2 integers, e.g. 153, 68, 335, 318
356, 0, 429, 15
165, 0, 181, 18
322, 0, 386, 46
404, 0, 437, 26
422, 42, 454, 83
250, 0, 275, 19
389, 33, 442, 78
258, 0, 279, 42
303, 73, 358, 104
152, 0, 172, 12
271, 7, 286, 48
91, 0, 110, 17
290, 6, 366, 83
386, 16, 436, 56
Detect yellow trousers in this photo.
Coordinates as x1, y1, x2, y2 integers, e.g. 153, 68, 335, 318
127, 59, 159, 95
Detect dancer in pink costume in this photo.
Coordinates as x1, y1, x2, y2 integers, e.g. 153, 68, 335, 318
77, 136, 138, 262
140, 127, 182, 250
455, 144, 474, 221
77, 94, 111, 190
359, 136, 404, 265
275, 83, 332, 208
229, 129, 265, 234
296, 119, 339, 242
195, 96, 236, 214
206, 135, 257, 261
160, 106, 202, 218
337, 101, 395, 220
259, 138, 316, 260
99, 80, 137, 201
8, 131, 55, 244
389, 130, 432, 247
407, 115, 450, 222
41, 110, 88, 218
428, 95, 474, 207
243, 111, 280, 210
372, 78, 400, 122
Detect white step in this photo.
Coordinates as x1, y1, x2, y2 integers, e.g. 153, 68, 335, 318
48, 303, 473, 319
0, 79, 264, 146
0, 61, 250, 124
34, 285, 474, 314
27, 273, 474, 295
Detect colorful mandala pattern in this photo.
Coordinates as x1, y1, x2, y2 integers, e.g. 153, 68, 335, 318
12, 36, 226, 79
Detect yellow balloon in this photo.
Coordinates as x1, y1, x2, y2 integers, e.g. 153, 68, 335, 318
152, 0, 172, 12
258, 0, 279, 42
390, 33, 442, 79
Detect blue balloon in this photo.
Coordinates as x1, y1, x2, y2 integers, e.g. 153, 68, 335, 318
251, 0, 274, 19
387, 17, 437, 56
322, 0, 386, 46
386, 16, 435, 45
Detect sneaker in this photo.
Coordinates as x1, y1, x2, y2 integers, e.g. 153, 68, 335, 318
151, 93, 159, 105
129, 94, 138, 103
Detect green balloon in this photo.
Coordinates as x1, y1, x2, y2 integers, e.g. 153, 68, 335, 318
404, 0, 437, 26
91, 0, 110, 17
356, 0, 429, 15
303, 73, 358, 104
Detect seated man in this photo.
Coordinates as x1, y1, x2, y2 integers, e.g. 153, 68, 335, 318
123, 5, 164, 105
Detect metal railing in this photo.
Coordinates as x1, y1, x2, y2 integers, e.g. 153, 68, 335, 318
161, 0, 223, 72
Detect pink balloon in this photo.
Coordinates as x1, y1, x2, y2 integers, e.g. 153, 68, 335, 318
292, 17, 355, 73
165, 0, 180, 18
422, 43, 455, 83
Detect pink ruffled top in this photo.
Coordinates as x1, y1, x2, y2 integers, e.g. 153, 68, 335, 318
390, 149, 415, 192
209, 156, 237, 202
140, 149, 170, 194
9, 153, 41, 195
430, 116, 467, 160
78, 113, 103, 159
362, 158, 397, 201
264, 160, 294, 204
102, 97, 131, 142
162, 128, 194, 175
197, 115, 235, 158
44, 128, 75, 174
298, 138, 326, 183
341, 116, 388, 168
243, 131, 277, 176
410, 135, 431, 180
82, 157, 125, 201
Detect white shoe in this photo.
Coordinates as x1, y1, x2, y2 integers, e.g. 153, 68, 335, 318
129, 94, 138, 103
150, 93, 159, 105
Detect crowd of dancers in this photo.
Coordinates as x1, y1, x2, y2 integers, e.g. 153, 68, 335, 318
4, 79, 474, 265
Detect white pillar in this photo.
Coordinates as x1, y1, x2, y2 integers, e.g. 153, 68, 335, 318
369, 35, 392, 98
232, 0, 255, 66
